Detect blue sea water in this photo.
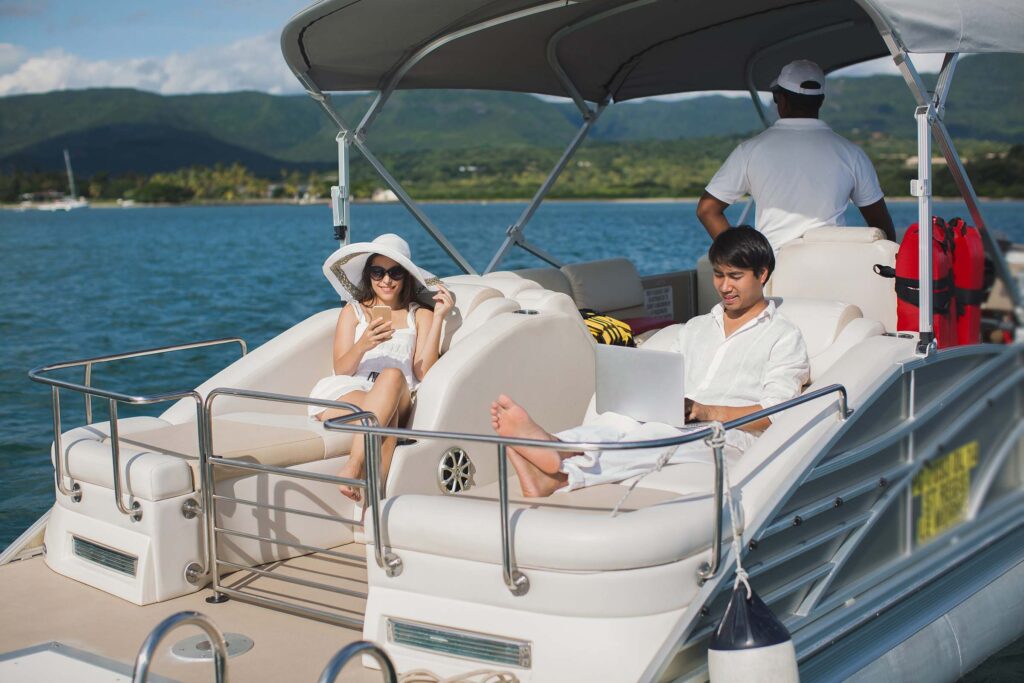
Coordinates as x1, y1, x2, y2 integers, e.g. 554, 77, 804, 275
1, 200, 1023, 678
2, 199, 1024, 546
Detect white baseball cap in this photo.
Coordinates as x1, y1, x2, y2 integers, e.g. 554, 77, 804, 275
770, 59, 826, 95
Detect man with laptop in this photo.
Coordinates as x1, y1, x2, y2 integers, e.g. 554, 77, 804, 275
490, 227, 809, 497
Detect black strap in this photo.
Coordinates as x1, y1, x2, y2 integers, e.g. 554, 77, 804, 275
894, 276, 953, 312
955, 287, 986, 307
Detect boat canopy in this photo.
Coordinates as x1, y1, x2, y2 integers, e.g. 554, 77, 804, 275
281, 0, 1024, 102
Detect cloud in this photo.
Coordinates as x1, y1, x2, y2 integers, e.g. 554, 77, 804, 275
0, 43, 25, 74
0, 33, 302, 96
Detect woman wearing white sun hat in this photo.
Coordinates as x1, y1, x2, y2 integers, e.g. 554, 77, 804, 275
311, 233, 453, 502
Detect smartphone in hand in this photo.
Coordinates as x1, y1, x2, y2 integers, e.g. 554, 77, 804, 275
371, 305, 391, 323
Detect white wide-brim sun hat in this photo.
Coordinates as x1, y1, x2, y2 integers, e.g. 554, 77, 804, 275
322, 233, 442, 303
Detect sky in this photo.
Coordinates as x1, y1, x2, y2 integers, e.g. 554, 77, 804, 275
0, 0, 945, 98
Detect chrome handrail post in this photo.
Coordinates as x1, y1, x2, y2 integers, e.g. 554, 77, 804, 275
50, 385, 81, 501
838, 386, 852, 420
697, 426, 726, 584
497, 443, 529, 596
109, 399, 142, 521
361, 411, 401, 577
132, 611, 228, 683
318, 641, 397, 683
203, 390, 225, 601
84, 361, 93, 424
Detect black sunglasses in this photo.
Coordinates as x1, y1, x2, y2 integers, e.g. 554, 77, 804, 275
368, 265, 407, 281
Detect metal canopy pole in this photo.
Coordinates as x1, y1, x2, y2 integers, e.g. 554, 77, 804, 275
484, 2, 638, 273
296, 79, 477, 274
885, 42, 936, 351
330, 132, 350, 244
295, 2, 579, 275
913, 103, 935, 351
484, 101, 608, 273
356, 0, 577, 138
883, 37, 1023, 327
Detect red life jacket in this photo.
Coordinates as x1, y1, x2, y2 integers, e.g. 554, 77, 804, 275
877, 217, 956, 348
948, 217, 985, 345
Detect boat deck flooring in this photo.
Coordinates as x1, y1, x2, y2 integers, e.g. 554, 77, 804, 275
0, 544, 383, 682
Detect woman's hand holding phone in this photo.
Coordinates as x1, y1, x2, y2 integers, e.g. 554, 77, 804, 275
359, 315, 393, 351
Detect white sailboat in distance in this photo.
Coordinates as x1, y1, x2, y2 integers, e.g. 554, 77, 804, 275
35, 149, 89, 211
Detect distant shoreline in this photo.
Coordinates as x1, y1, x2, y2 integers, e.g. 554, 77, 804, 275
4, 196, 1023, 210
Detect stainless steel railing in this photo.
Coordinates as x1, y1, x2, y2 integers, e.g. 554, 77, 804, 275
324, 384, 852, 594
318, 641, 397, 683
28, 338, 246, 518
201, 388, 402, 622
132, 611, 228, 683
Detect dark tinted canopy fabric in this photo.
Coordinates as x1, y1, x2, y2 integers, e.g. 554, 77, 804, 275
281, 0, 1024, 102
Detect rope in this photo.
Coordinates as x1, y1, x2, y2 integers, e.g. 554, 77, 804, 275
398, 669, 520, 682
610, 445, 676, 517
705, 421, 751, 599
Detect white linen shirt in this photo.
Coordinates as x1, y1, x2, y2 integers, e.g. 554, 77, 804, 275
553, 300, 809, 491
705, 118, 884, 251
670, 300, 810, 413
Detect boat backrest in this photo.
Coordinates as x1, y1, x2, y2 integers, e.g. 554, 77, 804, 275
494, 258, 648, 318
640, 296, 883, 383
488, 267, 574, 297
767, 227, 898, 331
559, 258, 646, 318
437, 282, 505, 354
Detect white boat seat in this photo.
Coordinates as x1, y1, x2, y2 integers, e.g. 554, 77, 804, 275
461, 477, 680, 512
768, 226, 898, 332
437, 282, 505, 353
560, 258, 647, 318
375, 482, 735, 571
446, 274, 542, 298
447, 297, 521, 351
59, 412, 353, 501
490, 267, 574, 297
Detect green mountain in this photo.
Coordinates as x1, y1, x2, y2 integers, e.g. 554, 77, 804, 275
1, 54, 1021, 177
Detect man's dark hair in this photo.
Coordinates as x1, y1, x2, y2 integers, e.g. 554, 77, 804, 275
708, 226, 775, 280
773, 87, 824, 117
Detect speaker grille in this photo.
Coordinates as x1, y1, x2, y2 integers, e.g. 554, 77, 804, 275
388, 618, 531, 668
72, 536, 137, 576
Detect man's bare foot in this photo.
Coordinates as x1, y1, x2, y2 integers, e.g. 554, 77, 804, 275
490, 394, 570, 475
336, 458, 364, 502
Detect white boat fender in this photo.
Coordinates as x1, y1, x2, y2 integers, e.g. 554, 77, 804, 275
704, 421, 799, 683
707, 582, 799, 683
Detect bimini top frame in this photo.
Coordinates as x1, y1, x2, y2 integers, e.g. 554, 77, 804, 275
282, 0, 1024, 328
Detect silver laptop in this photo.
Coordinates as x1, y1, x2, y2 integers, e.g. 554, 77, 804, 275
594, 345, 686, 426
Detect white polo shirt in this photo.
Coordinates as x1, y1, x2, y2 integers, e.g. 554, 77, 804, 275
706, 118, 884, 251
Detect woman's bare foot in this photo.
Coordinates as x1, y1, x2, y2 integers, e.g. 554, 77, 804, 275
490, 394, 568, 474
336, 457, 364, 502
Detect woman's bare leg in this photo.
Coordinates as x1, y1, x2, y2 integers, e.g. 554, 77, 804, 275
316, 389, 369, 502
378, 385, 413, 497
335, 369, 409, 502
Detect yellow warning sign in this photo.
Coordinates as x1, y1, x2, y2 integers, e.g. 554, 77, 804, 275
912, 441, 979, 545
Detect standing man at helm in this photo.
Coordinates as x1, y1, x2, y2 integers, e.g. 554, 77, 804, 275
696, 59, 896, 251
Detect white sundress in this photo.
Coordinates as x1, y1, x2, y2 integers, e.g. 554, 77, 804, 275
308, 303, 420, 417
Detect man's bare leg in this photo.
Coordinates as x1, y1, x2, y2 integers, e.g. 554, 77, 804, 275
490, 394, 575, 497
504, 447, 567, 498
